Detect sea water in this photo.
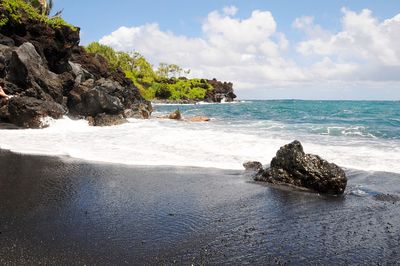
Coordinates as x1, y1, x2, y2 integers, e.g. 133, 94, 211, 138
0, 100, 399, 173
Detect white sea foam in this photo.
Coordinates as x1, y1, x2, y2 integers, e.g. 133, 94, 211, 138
152, 100, 244, 106
0, 116, 399, 173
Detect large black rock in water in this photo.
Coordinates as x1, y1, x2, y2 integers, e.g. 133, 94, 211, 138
253, 140, 347, 195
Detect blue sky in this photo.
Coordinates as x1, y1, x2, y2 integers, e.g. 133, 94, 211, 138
54, 1, 400, 99
55, 0, 399, 44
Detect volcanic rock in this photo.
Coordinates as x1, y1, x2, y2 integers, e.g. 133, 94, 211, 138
168, 109, 182, 120
253, 141, 347, 195
7, 42, 64, 102
206, 79, 237, 102
7, 96, 65, 128
87, 113, 127, 127
243, 161, 263, 172
0, 2, 152, 128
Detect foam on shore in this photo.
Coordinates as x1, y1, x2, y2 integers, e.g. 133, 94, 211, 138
0, 116, 399, 173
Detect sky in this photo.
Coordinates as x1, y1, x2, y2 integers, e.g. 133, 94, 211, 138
54, 0, 400, 100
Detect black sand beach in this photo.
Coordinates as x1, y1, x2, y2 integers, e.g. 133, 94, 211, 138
0, 149, 399, 265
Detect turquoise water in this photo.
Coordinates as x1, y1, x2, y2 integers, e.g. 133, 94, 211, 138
1, 100, 399, 173
155, 100, 400, 140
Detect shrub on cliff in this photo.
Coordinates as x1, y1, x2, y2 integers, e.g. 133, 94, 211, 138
25, 0, 52, 16
0, 0, 75, 30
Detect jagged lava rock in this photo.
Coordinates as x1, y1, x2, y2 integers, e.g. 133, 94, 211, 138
7, 96, 65, 128
7, 42, 64, 102
87, 113, 127, 127
0, 2, 152, 128
253, 141, 347, 195
243, 161, 263, 172
206, 79, 237, 102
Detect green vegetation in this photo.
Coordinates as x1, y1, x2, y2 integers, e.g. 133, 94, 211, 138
0, 0, 76, 30
85, 42, 213, 101
26, 0, 53, 16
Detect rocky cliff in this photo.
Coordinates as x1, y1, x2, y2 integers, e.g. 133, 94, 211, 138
0, 0, 151, 128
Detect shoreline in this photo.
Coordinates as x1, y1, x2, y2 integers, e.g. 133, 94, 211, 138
151, 99, 244, 105
2, 146, 399, 176
1, 149, 399, 264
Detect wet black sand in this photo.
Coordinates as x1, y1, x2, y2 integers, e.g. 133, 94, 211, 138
0, 149, 399, 265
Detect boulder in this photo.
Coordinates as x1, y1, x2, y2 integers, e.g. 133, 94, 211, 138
0, 34, 15, 47
125, 102, 152, 119
7, 42, 63, 103
243, 161, 263, 172
168, 109, 182, 120
7, 96, 65, 128
87, 113, 127, 127
253, 141, 347, 195
68, 61, 94, 86
80, 86, 124, 116
68, 78, 151, 119
0, 44, 14, 78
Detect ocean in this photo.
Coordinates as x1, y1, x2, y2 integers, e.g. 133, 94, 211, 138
1, 100, 399, 173
1, 100, 400, 264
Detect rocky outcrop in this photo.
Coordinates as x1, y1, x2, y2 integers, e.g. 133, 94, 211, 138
251, 141, 347, 195
243, 161, 263, 172
168, 109, 181, 120
7, 42, 64, 103
0, 2, 151, 128
7, 96, 65, 128
206, 79, 237, 103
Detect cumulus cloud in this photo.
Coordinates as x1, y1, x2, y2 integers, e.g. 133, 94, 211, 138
99, 6, 400, 97
296, 8, 400, 65
100, 7, 304, 89
295, 8, 400, 83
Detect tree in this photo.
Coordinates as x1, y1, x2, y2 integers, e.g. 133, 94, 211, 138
85, 42, 120, 71
154, 85, 172, 99
156, 63, 190, 78
130, 52, 156, 82
84, 42, 209, 101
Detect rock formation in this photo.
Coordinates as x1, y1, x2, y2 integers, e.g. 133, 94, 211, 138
243, 161, 263, 173
205, 79, 237, 103
0, 2, 151, 128
168, 109, 181, 120
250, 141, 347, 195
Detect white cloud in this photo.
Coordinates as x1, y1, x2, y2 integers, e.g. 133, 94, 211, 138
99, 7, 400, 98
100, 7, 301, 89
296, 8, 400, 66
222, 6, 238, 16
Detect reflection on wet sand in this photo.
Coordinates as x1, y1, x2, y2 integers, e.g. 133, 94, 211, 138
0, 150, 399, 264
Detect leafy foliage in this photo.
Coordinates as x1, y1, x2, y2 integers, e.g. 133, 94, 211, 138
25, 0, 52, 15
85, 42, 213, 101
0, 0, 75, 30
156, 63, 190, 78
